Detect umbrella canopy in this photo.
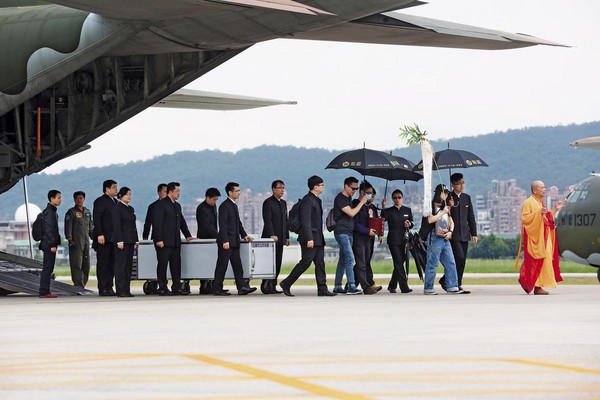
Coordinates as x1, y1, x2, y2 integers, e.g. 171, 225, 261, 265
326, 148, 421, 182
413, 148, 488, 171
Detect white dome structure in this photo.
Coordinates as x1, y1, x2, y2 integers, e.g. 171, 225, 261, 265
15, 203, 42, 223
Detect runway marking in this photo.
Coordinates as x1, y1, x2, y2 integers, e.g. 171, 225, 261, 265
185, 353, 371, 400
502, 358, 600, 375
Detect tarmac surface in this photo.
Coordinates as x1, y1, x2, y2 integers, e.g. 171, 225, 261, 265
1, 284, 599, 400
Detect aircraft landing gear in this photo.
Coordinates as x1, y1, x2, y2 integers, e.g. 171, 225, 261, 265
597, 268, 600, 283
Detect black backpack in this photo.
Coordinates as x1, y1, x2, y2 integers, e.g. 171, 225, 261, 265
32, 213, 43, 242
325, 208, 336, 232
287, 198, 303, 234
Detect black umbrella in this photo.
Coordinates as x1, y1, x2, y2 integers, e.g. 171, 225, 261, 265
326, 148, 417, 176
413, 148, 488, 171
326, 147, 421, 198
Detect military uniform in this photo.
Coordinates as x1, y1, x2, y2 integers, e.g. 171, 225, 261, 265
64, 206, 94, 287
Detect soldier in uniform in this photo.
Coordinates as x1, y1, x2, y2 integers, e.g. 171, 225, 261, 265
65, 191, 94, 288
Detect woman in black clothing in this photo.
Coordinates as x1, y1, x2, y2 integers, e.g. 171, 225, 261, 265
111, 187, 139, 297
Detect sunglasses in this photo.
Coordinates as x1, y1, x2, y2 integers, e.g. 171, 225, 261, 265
350, 186, 358, 191
393, 196, 402, 200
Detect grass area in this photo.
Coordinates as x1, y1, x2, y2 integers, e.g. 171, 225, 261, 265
52, 259, 599, 285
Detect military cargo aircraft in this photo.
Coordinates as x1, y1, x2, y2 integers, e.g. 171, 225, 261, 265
0, 0, 564, 196
555, 138, 600, 282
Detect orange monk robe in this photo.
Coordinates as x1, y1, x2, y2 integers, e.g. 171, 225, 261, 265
517, 196, 563, 294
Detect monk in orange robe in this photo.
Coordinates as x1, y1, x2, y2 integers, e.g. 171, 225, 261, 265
516, 180, 564, 294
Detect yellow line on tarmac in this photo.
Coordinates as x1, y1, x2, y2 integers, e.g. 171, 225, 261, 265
186, 354, 370, 400
503, 358, 600, 375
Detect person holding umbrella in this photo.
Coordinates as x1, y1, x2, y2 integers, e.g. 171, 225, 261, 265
381, 189, 414, 294
439, 173, 477, 293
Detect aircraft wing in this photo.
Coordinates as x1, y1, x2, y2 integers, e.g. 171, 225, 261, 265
46, 0, 332, 19
153, 89, 296, 111
292, 12, 566, 50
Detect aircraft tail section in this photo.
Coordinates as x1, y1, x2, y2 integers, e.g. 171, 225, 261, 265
291, 11, 567, 50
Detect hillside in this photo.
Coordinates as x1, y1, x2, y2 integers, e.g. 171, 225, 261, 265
0, 121, 598, 221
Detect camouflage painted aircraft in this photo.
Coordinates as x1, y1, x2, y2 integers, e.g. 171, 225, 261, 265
0, 0, 563, 195
556, 137, 600, 282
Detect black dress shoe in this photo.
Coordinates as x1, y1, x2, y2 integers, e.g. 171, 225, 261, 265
387, 287, 397, 293
117, 293, 135, 297
158, 288, 173, 296
279, 282, 294, 297
172, 288, 190, 296
317, 290, 337, 297
106, 289, 116, 295
99, 290, 116, 297
213, 289, 231, 296
401, 288, 414, 294
238, 286, 257, 295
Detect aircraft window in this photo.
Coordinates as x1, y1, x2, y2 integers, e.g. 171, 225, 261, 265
579, 191, 588, 200
568, 191, 581, 203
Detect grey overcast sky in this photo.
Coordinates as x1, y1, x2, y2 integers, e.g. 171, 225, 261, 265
45, 0, 600, 174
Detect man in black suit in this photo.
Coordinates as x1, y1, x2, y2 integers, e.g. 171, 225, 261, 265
279, 175, 335, 297
141, 183, 166, 294
142, 183, 167, 240
152, 181, 194, 296
440, 173, 478, 292
213, 182, 256, 296
93, 179, 118, 296
196, 187, 220, 294
260, 180, 289, 294
381, 189, 414, 294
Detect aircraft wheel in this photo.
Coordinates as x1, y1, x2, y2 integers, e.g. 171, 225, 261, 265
151, 280, 159, 294
143, 281, 152, 295
182, 280, 190, 293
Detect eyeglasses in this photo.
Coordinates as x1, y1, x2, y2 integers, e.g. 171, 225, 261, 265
393, 196, 402, 200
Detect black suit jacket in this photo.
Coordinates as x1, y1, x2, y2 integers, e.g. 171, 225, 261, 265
449, 192, 477, 242
111, 202, 139, 244
217, 198, 247, 247
381, 205, 414, 246
298, 192, 324, 246
93, 193, 116, 242
142, 199, 160, 240
261, 195, 289, 242
152, 197, 191, 247
196, 200, 218, 239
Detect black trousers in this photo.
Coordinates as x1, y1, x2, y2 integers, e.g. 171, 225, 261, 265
114, 244, 134, 295
388, 243, 410, 292
214, 246, 246, 291
156, 245, 182, 290
39, 249, 56, 295
366, 237, 375, 286
281, 244, 327, 292
352, 235, 372, 290
263, 244, 284, 287
440, 240, 469, 288
95, 242, 115, 292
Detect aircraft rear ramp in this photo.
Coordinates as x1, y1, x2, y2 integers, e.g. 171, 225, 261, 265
0, 252, 95, 296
